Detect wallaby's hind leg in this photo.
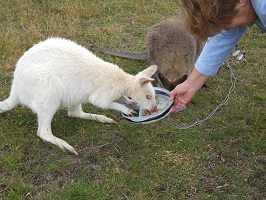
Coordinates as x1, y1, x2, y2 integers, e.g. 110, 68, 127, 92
0, 98, 19, 113
0, 82, 19, 113
37, 105, 78, 155
68, 104, 117, 124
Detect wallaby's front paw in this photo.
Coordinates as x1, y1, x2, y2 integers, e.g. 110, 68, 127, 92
125, 108, 137, 116
123, 96, 137, 105
129, 101, 138, 105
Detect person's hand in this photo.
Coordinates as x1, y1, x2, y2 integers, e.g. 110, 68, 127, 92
169, 68, 209, 112
170, 82, 196, 112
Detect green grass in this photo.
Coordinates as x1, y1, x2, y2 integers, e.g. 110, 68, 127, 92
0, 0, 265, 199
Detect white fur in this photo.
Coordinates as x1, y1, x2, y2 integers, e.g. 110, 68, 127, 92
0, 37, 157, 155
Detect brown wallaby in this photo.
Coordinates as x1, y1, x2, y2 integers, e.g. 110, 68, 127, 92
99, 17, 204, 91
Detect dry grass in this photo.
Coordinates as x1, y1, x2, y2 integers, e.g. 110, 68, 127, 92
0, 0, 265, 199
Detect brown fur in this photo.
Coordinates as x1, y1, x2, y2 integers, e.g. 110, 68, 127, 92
99, 18, 204, 91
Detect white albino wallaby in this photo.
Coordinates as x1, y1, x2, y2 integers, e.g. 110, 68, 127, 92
0, 37, 157, 155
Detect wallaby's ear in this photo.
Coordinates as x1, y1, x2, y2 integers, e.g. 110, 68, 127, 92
137, 65, 157, 77
158, 73, 171, 90
174, 74, 187, 86
139, 77, 155, 86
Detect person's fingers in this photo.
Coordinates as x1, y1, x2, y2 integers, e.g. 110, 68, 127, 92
171, 105, 186, 112
171, 107, 180, 112
169, 91, 176, 101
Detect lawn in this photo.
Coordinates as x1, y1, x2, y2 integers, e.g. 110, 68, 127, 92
0, 0, 265, 199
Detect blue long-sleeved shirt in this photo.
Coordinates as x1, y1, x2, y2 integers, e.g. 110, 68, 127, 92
195, 0, 266, 76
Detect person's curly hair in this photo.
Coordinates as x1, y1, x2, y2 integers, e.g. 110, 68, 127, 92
177, 0, 239, 40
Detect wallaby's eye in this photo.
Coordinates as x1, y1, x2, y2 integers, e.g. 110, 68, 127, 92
146, 95, 152, 100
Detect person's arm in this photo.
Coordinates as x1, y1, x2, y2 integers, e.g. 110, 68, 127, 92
170, 68, 208, 111
170, 26, 247, 112
196, 26, 247, 76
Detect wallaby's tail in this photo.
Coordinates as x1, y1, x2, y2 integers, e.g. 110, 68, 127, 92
99, 48, 148, 60
0, 81, 19, 113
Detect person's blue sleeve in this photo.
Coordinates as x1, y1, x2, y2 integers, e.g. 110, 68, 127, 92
195, 26, 247, 76
252, 0, 266, 32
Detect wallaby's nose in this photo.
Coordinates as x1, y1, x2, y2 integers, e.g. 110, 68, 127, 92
152, 105, 157, 112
